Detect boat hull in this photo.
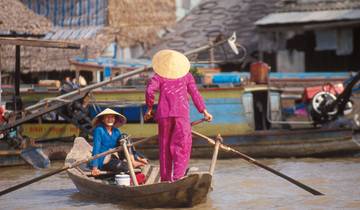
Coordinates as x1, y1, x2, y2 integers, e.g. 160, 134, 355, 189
67, 169, 211, 207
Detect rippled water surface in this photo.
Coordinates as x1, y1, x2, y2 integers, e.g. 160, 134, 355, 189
0, 158, 359, 210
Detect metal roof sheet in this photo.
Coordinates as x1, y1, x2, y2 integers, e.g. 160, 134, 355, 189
43, 26, 102, 40
255, 9, 360, 26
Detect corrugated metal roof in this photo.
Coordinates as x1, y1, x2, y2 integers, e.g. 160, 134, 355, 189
277, 0, 360, 13
255, 9, 360, 26
21, 0, 107, 27
73, 57, 151, 69
43, 26, 102, 40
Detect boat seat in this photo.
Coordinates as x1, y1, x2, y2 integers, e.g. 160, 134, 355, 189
141, 164, 151, 177
145, 166, 160, 185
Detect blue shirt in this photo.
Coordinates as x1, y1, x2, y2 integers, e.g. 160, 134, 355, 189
90, 124, 122, 169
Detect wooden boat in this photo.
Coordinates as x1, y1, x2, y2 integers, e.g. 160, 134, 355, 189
65, 137, 218, 208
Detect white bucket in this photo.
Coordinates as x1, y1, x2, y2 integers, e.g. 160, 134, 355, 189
115, 174, 130, 186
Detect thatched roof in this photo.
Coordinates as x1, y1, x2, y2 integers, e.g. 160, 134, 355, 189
145, 0, 279, 65
0, 0, 62, 73
0, 0, 51, 35
108, 0, 176, 47
0, 0, 176, 72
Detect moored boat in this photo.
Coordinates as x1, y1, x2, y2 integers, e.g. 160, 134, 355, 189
1, 72, 359, 167
65, 137, 219, 207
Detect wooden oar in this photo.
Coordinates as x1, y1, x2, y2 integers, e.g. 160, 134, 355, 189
192, 130, 324, 196
0, 136, 130, 196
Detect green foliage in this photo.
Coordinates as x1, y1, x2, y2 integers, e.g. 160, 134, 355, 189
189, 67, 203, 77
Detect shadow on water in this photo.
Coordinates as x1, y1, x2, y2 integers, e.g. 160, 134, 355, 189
69, 190, 143, 209
34, 188, 78, 197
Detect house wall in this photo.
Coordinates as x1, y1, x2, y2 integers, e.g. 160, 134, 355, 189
305, 28, 360, 72
262, 26, 360, 72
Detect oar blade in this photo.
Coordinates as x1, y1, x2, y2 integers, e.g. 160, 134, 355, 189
20, 147, 50, 169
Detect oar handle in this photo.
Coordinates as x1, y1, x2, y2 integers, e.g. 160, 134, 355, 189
191, 118, 207, 126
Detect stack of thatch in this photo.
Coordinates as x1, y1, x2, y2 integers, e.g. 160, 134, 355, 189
108, 0, 176, 47
0, 0, 59, 73
0, 0, 51, 35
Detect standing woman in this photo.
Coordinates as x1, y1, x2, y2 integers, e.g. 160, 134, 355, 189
144, 49, 213, 182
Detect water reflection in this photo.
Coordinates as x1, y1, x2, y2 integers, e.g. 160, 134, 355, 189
0, 158, 359, 210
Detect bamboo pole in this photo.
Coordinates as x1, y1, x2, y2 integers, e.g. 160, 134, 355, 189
121, 139, 138, 186
209, 134, 222, 175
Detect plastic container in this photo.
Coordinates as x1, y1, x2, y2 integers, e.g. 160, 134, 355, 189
212, 74, 241, 84
250, 62, 270, 84
115, 174, 130, 186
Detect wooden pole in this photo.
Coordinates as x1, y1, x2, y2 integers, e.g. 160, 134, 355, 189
209, 134, 222, 175
0, 44, 2, 105
192, 130, 324, 196
121, 140, 138, 186
14, 45, 21, 111
209, 40, 215, 68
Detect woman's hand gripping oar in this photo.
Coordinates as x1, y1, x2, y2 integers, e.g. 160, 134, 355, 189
191, 129, 324, 196
0, 135, 131, 196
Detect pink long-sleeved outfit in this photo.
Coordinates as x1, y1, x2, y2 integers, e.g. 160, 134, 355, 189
146, 73, 206, 181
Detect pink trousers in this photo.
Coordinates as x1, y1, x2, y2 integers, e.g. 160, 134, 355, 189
158, 117, 192, 181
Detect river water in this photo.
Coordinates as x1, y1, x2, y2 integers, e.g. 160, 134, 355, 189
0, 158, 359, 210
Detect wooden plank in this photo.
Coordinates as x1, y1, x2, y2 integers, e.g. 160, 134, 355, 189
145, 166, 159, 185
141, 164, 152, 177
0, 150, 21, 155
0, 37, 80, 49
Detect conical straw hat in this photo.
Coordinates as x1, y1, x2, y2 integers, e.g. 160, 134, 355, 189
92, 108, 127, 127
152, 49, 190, 79
79, 75, 87, 86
